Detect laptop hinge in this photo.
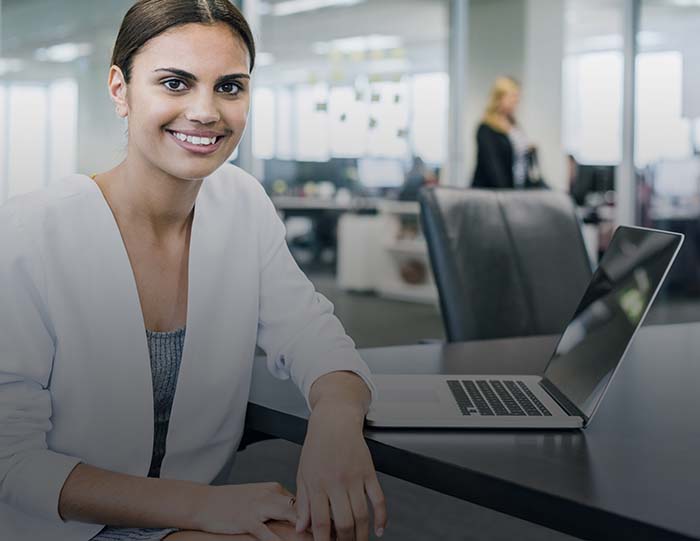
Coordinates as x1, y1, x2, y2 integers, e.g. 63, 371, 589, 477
539, 378, 590, 426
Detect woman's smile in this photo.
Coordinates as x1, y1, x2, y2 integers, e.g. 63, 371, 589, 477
164, 128, 228, 156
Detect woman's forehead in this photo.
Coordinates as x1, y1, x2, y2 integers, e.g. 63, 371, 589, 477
135, 22, 250, 74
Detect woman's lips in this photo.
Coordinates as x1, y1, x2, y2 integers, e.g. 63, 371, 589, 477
165, 129, 226, 155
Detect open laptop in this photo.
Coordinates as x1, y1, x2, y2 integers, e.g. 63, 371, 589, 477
366, 226, 683, 429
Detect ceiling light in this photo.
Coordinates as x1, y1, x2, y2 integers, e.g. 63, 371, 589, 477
0, 58, 24, 76
269, 0, 365, 16
34, 42, 93, 63
313, 35, 403, 55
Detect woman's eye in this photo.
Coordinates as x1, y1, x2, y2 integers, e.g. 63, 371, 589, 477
164, 79, 186, 91
219, 82, 241, 96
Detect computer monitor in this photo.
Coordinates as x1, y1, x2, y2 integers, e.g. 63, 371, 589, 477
653, 158, 700, 199
572, 164, 616, 206
357, 158, 405, 189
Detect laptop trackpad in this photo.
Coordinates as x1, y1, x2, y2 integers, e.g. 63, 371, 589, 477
378, 388, 440, 403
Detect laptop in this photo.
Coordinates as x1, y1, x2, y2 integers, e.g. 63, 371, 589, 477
366, 226, 683, 429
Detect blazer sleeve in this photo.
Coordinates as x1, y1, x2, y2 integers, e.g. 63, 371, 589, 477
0, 203, 83, 522
475, 124, 512, 189
253, 186, 377, 411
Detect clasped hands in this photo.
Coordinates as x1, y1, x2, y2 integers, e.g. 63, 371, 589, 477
192, 373, 386, 541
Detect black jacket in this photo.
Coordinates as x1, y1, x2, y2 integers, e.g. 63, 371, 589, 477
471, 122, 545, 189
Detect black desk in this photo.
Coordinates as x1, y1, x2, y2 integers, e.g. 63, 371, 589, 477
245, 323, 700, 541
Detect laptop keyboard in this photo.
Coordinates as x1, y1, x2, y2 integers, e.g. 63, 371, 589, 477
446, 379, 552, 416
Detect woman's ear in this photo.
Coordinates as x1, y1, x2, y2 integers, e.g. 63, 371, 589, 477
108, 65, 129, 118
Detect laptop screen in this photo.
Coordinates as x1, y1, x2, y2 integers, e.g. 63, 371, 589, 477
542, 226, 683, 420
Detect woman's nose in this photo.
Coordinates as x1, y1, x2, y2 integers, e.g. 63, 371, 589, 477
185, 92, 221, 124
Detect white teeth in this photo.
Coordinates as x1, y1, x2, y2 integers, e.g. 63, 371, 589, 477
171, 131, 218, 145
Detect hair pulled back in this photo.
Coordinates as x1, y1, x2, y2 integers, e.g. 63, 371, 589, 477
111, 0, 255, 83
482, 76, 520, 132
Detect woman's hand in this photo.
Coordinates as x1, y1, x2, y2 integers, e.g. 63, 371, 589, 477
191, 482, 298, 541
294, 402, 387, 541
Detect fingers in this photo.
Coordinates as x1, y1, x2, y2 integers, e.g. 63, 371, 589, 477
327, 490, 354, 541
270, 492, 298, 525
309, 491, 332, 541
297, 478, 385, 540
252, 484, 297, 526
364, 476, 387, 538
294, 481, 311, 533
248, 521, 283, 541
348, 483, 370, 541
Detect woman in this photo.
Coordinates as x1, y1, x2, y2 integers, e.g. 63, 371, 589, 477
471, 76, 544, 189
0, 2, 387, 541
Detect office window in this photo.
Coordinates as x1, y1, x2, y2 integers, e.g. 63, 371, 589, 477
48, 79, 78, 185
367, 80, 409, 159
329, 85, 368, 157
0, 80, 78, 204
7, 85, 48, 199
635, 51, 690, 166
294, 83, 330, 161
562, 51, 623, 164
253, 87, 276, 159
411, 72, 448, 164
276, 88, 294, 159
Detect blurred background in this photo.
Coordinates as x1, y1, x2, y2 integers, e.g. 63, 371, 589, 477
2, 0, 700, 344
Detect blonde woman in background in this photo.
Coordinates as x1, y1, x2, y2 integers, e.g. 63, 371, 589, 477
472, 76, 545, 189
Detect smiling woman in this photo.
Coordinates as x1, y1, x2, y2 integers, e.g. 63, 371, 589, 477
0, 2, 386, 541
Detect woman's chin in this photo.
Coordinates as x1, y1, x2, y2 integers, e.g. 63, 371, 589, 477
163, 161, 228, 182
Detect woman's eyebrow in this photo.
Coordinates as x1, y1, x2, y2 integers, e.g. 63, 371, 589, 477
154, 67, 250, 85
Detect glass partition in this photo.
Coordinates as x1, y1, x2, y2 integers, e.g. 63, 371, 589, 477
636, 0, 700, 323
253, 0, 449, 196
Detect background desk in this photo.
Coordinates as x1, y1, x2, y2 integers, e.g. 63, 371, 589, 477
246, 323, 700, 541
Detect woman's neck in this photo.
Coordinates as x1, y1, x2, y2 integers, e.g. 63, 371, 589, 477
485, 112, 513, 134
94, 157, 202, 243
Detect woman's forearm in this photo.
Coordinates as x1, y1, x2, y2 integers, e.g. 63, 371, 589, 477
58, 463, 207, 530
308, 370, 371, 415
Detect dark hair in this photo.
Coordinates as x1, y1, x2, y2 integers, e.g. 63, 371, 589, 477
111, 0, 256, 84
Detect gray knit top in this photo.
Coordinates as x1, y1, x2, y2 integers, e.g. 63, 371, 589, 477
145, 326, 185, 479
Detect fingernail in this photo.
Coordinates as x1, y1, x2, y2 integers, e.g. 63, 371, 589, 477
376, 527, 384, 537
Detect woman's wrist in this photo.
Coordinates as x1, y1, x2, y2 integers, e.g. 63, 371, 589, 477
308, 400, 367, 435
181, 482, 213, 531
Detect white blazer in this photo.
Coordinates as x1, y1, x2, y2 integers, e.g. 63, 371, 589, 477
0, 164, 375, 541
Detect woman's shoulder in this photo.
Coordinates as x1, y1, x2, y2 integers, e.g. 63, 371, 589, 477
477, 122, 504, 136
0, 174, 90, 216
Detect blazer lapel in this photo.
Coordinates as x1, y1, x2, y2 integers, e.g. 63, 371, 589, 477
160, 169, 261, 482
52, 175, 155, 475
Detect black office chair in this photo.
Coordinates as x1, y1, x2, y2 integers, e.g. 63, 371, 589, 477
419, 186, 592, 342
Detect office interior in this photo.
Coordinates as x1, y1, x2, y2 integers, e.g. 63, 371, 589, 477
0, 0, 698, 539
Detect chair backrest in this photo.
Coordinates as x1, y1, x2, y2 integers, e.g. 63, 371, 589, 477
419, 187, 593, 342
